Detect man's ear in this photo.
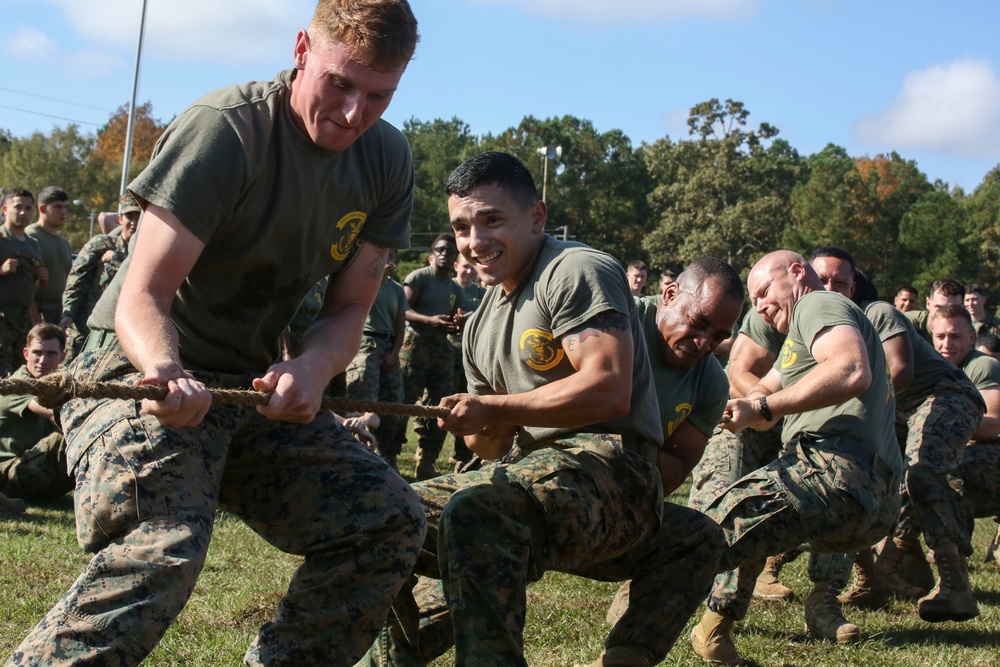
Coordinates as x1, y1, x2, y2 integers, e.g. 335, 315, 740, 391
531, 200, 547, 232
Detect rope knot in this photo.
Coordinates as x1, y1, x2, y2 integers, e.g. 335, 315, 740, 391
34, 370, 77, 410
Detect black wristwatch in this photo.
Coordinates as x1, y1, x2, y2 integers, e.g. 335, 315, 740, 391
757, 395, 774, 421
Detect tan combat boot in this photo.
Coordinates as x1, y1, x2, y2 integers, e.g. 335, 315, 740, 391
918, 543, 980, 623
606, 581, 630, 626
690, 609, 745, 665
874, 536, 928, 599
804, 581, 859, 644
838, 548, 891, 610
753, 552, 795, 601
413, 450, 440, 481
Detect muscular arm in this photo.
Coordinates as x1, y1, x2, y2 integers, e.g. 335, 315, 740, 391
974, 386, 1000, 441
881, 332, 914, 395
727, 333, 777, 399
439, 310, 634, 456
658, 420, 711, 494
115, 203, 211, 427
724, 325, 871, 432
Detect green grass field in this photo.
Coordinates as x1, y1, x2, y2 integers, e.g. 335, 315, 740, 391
3, 432, 999, 666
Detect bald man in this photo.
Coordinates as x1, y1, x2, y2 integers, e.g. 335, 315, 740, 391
690, 250, 903, 666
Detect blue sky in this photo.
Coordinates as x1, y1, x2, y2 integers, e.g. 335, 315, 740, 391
3, 0, 999, 191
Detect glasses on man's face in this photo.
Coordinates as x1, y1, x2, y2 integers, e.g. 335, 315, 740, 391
432, 246, 457, 255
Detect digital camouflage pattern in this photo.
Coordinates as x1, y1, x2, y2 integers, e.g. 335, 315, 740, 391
345, 334, 405, 457
60, 232, 125, 360
699, 436, 900, 621
359, 432, 724, 667
0, 431, 72, 502
7, 340, 427, 667
688, 425, 784, 513
957, 441, 1000, 519
392, 329, 454, 462
893, 383, 983, 556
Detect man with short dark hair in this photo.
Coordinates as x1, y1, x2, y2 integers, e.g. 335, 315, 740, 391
0, 323, 72, 509
906, 278, 965, 342
965, 284, 1000, 336
9, 2, 426, 665
362, 153, 726, 667
659, 267, 679, 293
895, 285, 918, 312
1, 189, 46, 377
26, 186, 73, 324
394, 231, 465, 479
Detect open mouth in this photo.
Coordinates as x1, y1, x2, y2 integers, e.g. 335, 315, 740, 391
475, 250, 502, 266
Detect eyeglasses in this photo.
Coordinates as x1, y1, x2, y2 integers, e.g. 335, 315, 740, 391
432, 246, 457, 255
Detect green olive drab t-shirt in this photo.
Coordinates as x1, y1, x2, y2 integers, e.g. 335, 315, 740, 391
462, 236, 663, 450
403, 266, 463, 337
0, 366, 54, 461
89, 69, 414, 373
0, 227, 43, 311
777, 291, 898, 470
365, 279, 408, 337
958, 349, 1000, 391
636, 298, 728, 438
860, 300, 973, 410
25, 224, 72, 307
739, 308, 785, 357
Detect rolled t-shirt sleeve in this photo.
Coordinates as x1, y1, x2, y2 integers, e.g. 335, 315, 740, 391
129, 106, 247, 245
546, 251, 631, 338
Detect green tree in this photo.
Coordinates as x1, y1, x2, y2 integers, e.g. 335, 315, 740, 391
402, 116, 477, 259
897, 187, 967, 295
643, 99, 806, 278
783, 149, 932, 294
480, 115, 652, 264
965, 165, 1000, 296
0, 125, 96, 249
87, 102, 167, 215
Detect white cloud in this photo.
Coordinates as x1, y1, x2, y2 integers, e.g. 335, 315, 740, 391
3, 26, 58, 63
46, 0, 312, 65
855, 58, 1000, 159
471, 0, 759, 24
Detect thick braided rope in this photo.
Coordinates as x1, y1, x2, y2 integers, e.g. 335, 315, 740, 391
0, 371, 450, 418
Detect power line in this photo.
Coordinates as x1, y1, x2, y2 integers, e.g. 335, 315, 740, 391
0, 104, 103, 128
0, 85, 113, 113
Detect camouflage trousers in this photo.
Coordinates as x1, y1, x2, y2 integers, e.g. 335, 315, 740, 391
7, 342, 427, 667
894, 387, 983, 556
0, 307, 30, 378
393, 330, 454, 462
700, 435, 900, 621
345, 334, 404, 457
358, 434, 724, 667
958, 441, 1000, 519
0, 431, 72, 502
688, 426, 783, 512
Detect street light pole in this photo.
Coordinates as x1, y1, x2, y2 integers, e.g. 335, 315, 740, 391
536, 145, 562, 203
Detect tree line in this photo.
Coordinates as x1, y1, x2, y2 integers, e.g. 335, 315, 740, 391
3, 97, 999, 301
